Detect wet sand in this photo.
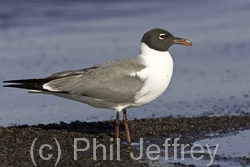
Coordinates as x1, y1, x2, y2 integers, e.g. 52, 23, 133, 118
1, 115, 250, 166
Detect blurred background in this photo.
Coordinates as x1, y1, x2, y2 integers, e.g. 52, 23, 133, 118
0, 0, 250, 126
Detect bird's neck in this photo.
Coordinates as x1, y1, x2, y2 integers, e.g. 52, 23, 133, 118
139, 43, 173, 69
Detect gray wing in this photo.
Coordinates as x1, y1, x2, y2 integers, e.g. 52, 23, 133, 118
44, 57, 146, 103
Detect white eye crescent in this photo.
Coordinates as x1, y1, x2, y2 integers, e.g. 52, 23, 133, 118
159, 33, 166, 40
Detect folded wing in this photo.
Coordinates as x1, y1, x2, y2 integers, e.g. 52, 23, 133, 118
3, 58, 146, 103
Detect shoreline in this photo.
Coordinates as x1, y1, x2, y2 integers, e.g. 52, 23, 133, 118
1, 115, 250, 166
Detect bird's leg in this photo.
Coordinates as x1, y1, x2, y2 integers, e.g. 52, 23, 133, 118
123, 109, 131, 145
115, 112, 120, 145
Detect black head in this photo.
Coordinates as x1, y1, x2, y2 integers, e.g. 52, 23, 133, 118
141, 28, 192, 51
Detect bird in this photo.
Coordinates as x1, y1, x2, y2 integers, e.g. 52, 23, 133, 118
3, 28, 192, 145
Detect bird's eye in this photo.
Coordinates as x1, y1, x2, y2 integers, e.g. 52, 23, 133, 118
159, 33, 166, 40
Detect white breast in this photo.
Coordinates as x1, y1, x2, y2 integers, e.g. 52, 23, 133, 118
130, 43, 174, 107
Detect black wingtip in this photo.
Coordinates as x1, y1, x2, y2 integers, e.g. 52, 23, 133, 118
3, 79, 40, 84
2, 84, 29, 89
3, 79, 34, 89
3, 80, 14, 83
2, 78, 49, 90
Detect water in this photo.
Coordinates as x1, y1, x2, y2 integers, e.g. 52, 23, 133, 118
184, 130, 250, 166
0, 1, 250, 126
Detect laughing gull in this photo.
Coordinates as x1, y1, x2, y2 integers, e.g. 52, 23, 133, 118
3, 28, 192, 145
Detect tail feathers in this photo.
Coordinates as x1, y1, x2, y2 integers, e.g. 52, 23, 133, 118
3, 78, 53, 91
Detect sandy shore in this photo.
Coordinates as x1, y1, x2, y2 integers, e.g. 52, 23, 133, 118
1, 115, 250, 166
